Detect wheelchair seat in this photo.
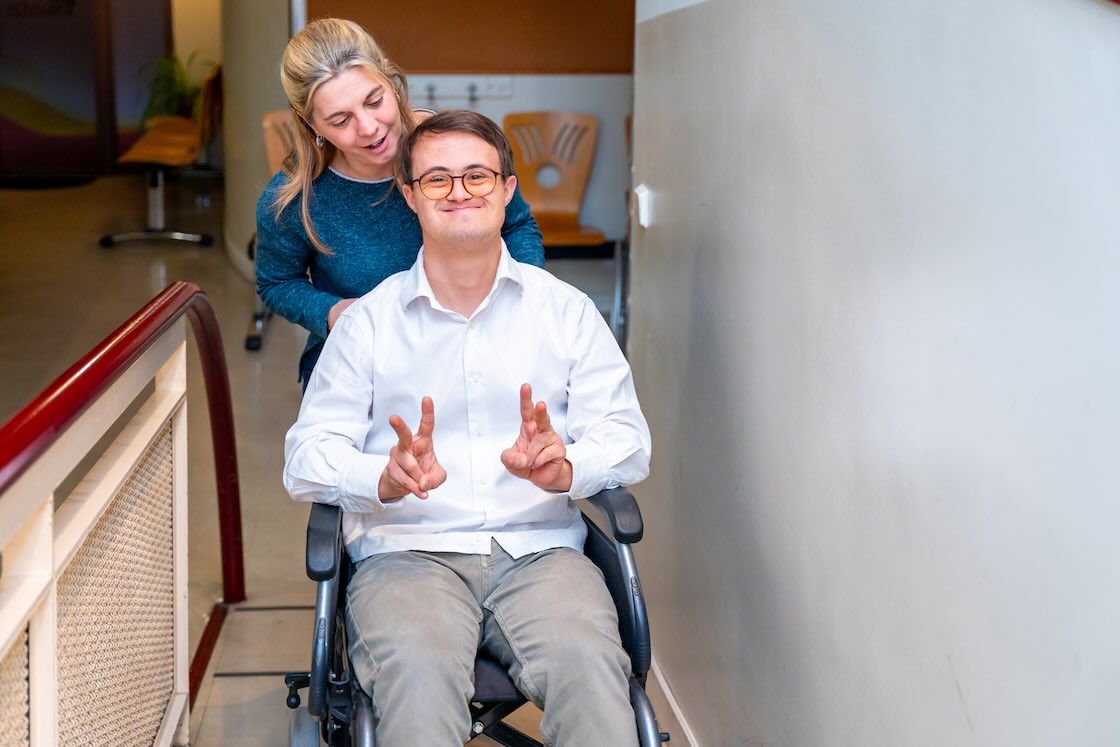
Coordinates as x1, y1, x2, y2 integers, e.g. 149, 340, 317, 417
283, 488, 669, 746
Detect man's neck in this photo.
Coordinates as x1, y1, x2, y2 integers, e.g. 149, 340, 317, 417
422, 238, 503, 317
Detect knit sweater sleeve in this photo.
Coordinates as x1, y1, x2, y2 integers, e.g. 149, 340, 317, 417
255, 174, 338, 339
502, 183, 545, 268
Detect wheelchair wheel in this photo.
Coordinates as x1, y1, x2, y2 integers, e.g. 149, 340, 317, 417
289, 706, 322, 746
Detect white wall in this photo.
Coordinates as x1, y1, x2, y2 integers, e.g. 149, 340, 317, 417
630, 0, 1120, 745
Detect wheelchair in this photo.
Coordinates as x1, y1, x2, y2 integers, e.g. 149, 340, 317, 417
283, 488, 670, 746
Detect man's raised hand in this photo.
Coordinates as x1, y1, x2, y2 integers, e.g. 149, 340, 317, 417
500, 383, 572, 491
378, 396, 447, 501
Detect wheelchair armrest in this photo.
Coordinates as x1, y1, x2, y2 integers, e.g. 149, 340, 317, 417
582, 487, 643, 544
581, 487, 651, 678
306, 502, 342, 581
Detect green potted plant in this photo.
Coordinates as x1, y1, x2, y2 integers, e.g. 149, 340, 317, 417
141, 52, 211, 122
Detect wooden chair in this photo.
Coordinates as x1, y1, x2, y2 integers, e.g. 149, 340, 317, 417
99, 65, 222, 248
261, 109, 297, 177
503, 112, 624, 339
504, 111, 603, 245
245, 109, 298, 350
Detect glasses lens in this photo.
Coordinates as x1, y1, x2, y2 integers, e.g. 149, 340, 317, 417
418, 173, 453, 199
462, 169, 496, 196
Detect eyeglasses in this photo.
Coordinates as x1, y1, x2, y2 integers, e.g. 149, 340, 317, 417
411, 168, 503, 199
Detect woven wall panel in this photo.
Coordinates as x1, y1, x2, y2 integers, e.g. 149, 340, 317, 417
57, 425, 176, 746
0, 628, 30, 747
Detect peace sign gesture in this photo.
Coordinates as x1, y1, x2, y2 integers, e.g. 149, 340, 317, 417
377, 396, 447, 501
500, 383, 572, 491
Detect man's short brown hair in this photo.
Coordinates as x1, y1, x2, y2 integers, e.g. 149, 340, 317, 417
397, 109, 515, 186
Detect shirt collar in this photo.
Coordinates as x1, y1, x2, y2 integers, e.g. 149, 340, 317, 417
400, 240, 525, 312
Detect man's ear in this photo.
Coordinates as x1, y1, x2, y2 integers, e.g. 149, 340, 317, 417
401, 181, 418, 213
502, 174, 517, 207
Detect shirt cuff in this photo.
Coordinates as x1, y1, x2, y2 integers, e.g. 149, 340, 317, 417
563, 441, 608, 500
338, 452, 400, 512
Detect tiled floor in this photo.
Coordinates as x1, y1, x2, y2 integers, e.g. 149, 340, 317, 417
0, 173, 682, 745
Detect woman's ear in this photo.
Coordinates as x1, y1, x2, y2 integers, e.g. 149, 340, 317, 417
298, 112, 318, 138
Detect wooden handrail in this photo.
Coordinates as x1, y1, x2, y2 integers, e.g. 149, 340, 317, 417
0, 281, 246, 604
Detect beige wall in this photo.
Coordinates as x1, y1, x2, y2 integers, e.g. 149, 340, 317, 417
169, 0, 286, 277
172, 0, 222, 65
221, 0, 290, 278
630, 0, 1120, 744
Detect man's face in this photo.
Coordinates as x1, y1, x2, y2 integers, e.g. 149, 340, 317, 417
402, 131, 516, 246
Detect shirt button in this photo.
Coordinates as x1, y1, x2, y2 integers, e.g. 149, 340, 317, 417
480, 476, 488, 485
472, 374, 481, 383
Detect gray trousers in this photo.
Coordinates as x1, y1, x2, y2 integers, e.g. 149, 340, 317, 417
344, 540, 638, 747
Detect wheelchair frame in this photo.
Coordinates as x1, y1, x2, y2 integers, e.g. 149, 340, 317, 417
284, 488, 668, 746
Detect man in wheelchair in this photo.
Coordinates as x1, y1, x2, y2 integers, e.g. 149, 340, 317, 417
283, 110, 652, 746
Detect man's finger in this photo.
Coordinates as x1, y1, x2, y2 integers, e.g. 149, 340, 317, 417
519, 383, 534, 423
385, 460, 420, 497
520, 432, 550, 468
417, 396, 436, 438
389, 414, 414, 451
533, 401, 554, 433
389, 460, 430, 500
501, 446, 529, 473
429, 463, 448, 490
530, 440, 566, 470
390, 445, 426, 486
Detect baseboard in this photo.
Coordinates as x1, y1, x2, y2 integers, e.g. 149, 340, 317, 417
650, 656, 701, 746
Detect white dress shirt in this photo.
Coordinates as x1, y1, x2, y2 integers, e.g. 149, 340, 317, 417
284, 244, 651, 561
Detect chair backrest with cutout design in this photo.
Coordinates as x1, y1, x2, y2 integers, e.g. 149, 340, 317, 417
503, 112, 600, 236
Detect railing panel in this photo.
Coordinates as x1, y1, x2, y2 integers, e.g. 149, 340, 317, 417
52, 387, 184, 576
56, 424, 177, 745
0, 627, 30, 747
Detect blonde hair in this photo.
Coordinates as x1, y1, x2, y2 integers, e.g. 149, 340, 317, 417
271, 18, 416, 254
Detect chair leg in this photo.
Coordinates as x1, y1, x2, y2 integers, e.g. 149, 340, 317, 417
610, 239, 626, 344
100, 168, 214, 247
245, 298, 272, 350
245, 235, 272, 350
